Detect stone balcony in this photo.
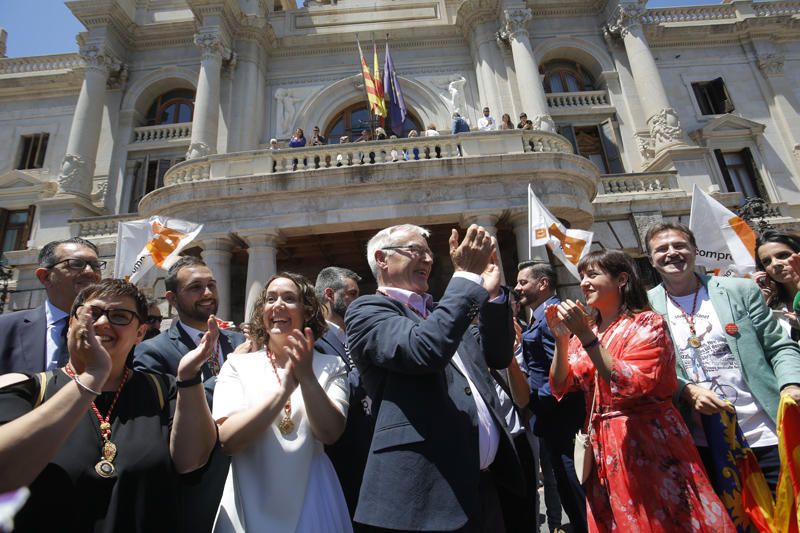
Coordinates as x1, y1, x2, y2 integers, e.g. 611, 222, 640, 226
131, 129, 598, 236
129, 122, 192, 151
545, 90, 614, 116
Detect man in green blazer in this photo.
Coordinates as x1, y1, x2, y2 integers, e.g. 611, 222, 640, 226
645, 222, 800, 490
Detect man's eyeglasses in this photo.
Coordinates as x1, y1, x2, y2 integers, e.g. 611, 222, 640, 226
147, 315, 163, 325
382, 245, 433, 257
77, 305, 139, 326
50, 258, 107, 271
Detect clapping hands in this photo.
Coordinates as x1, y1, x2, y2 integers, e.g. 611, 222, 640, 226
177, 315, 220, 381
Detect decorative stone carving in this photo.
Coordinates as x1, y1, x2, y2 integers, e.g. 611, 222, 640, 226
91, 180, 108, 204
80, 44, 123, 76
530, 114, 556, 133
275, 88, 303, 137
57, 154, 89, 195
605, 3, 646, 39
194, 33, 232, 61
186, 142, 211, 160
635, 131, 655, 161
107, 63, 128, 91
647, 108, 683, 148
431, 75, 467, 115
757, 54, 784, 77
502, 8, 532, 39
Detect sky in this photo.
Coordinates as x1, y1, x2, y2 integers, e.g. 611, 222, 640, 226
1, 0, 718, 59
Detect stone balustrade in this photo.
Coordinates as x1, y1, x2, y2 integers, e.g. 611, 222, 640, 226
546, 90, 610, 110
753, 1, 800, 16
642, 5, 737, 23
73, 213, 140, 238
0, 53, 83, 74
132, 123, 192, 144
164, 129, 574, 186
597, 172, 680, 195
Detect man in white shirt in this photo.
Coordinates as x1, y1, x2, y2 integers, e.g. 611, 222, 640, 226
346, 223, 524, 532
0, 237, 103, 374
646, 221, 800, 492
477, 107, 496, 131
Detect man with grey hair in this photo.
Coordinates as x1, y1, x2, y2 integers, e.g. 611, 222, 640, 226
0, 237, 103, 374
347, 223, 524, 531
515, 261, 586, 533
313, 266, 373, 523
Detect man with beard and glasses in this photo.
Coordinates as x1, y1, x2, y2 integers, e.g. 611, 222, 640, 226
0, 237, 103, 374
314, 266, 374, 526
134, 255, 244, 532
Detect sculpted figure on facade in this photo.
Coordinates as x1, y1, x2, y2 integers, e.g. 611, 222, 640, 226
648, 108, 683, 149
275, 88, 302, 137
531, 114, 556, 134
57, 154, 88, 195
186, 142, 211, 160
432, 76, 467, 115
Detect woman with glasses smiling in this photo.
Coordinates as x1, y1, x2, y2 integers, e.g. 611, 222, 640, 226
0, 279, 217, 532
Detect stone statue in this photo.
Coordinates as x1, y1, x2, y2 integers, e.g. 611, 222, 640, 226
433, 76, 467, 115
57, 154, 87, 195
275, 88, 302, 137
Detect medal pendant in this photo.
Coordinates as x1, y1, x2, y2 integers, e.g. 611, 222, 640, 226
278, 416, 295, 435
102, 440, 117, 462
95, 459, 116, 478
688, 336, 702, 348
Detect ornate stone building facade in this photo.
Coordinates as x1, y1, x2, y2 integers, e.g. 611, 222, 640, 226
0, 0, 798, 322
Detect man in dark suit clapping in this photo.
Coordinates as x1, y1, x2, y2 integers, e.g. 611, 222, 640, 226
314, 266, 374, 525
346, 223, 525, 532
0, 237, 102, 374
134, 255, 244, 532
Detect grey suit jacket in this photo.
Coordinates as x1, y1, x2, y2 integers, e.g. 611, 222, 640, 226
0, 305, 47, 374
345, 277, 525, 531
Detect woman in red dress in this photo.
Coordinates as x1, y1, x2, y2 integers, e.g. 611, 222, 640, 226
548, 250, 734, 533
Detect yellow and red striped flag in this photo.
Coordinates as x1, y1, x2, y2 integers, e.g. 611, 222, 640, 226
372, 41, 387, 118
356, 38, 385, 118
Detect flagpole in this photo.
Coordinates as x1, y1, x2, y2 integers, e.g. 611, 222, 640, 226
355, 35, 375, 138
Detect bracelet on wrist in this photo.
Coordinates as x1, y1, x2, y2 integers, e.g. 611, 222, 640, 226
582, 337, 600, 350
176, 373, 203, 388
73, 374, 102, 396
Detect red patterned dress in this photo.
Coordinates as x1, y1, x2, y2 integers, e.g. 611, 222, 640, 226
551, 311, 735, 533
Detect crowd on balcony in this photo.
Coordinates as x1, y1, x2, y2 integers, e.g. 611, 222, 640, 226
1, 220, 800, 532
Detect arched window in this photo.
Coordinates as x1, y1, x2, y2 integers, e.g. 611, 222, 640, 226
324, 103, 423, 143
542, 61, 595, 93
145, 89, 195, 126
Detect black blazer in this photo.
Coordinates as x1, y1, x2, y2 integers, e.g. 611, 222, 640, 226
0, 305, 47, 374
132, 320, 243, 533
345, 277, 525, 531
133, 321, 243, 406
315, 328, 375, 518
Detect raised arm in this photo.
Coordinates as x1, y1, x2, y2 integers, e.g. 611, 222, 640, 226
0, 307, 111, 492
170, 316, 219, 473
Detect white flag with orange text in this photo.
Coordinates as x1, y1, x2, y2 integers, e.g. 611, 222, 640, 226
689, 184, 756, 276
114, 216, 203, 284
528, 185, 593, 280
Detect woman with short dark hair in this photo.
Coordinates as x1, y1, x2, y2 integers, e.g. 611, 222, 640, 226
212, 272, 351, 532
547, 250, 733, 532
0, 279, 216, 532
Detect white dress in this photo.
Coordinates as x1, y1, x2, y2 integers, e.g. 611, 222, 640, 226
212, 350, 352, 533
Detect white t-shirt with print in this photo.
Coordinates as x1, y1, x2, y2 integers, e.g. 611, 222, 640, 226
666, 287, 777, 448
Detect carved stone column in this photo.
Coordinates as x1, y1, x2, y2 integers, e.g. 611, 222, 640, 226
188, 32, 232, 159
606, 3, 684, 155
242, 232, 280, 319
57, 45, 122, 196
470, 21, 502, 119
200, 236, 233, 320
756, 53, 800, 172
501, 8, 554, 133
